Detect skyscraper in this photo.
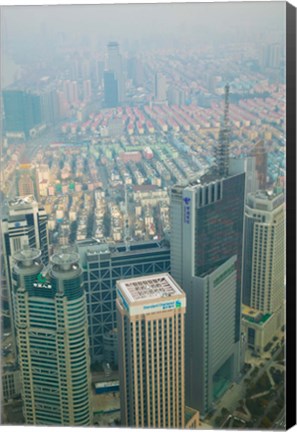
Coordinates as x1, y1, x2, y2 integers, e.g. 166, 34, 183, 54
3, 89, 42, 139
1, 196, 49, 355
242, 190, 284, 353
127, 56, 144, 87
107, 41, 125, 103
39, 88, 60, 126
77, 239, 170, 363
170, 84, 245, 416
104, 71, 119, 108
244, 190, 284, 312
154, 72, 167, 103
12, 246, 92, 426
116, 273, 199, 428
249, 140, 268, 191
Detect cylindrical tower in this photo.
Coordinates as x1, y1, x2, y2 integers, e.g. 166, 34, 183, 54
49, 246, 92, 426
13, 246, 92, 426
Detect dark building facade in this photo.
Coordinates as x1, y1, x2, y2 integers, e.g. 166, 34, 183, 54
3, 90, 42, 139
77, 240, 170, 363
170, 167, 245, 416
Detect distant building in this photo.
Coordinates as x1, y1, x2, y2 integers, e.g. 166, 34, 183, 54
104, 71, 119, 108
39, 88, 60, 125
62, 80, 78, 105
15, 164, 39, 199
261, 43, 282, 69
154, 73, 167, 103
36, 164, 50, 197
107, 41, 125, 102
3, 89, 42, 139
168, 85, 185, 106
77, 239, 170, 363
12, 246, 92, 426
250, 140, 268, 190
116, 273, 199, 428
94, 60, 105, 86
127, 56, 144, 87
83, 79, 92, 101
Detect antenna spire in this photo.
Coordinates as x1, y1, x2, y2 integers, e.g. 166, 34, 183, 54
215, 83, 230, 177
124, 184, 130, 251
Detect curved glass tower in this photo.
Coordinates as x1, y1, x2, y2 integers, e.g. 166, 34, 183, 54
13, 246, 92, 426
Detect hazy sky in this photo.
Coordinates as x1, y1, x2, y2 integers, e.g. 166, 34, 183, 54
2, 2, 285, 45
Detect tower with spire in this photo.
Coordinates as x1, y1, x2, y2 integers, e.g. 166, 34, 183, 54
170, 82, 247, 416
215, 83, 230, 177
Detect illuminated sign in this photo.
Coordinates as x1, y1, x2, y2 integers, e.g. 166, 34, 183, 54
118, 288, 186, 316
144, 300, 176, 311
183, 196, 191, 224
129, 298, 186, 316
37, 273, 47, 283
176, 300, 181, 308
33, 273, 52, 289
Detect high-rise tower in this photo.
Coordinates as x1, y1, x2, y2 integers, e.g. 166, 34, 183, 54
107, 42, 125, 103
243, 190, 284, 311
104, 71, 119, 108
12, 246, 92, 426
116, 273, 199, 428
3, 89, 42, 139
170, 84, 246, 416
1, 196, 49, 355
154, 72, 167, 103
242, 190, 285, 353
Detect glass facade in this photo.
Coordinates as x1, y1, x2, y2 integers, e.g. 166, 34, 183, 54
195, 173, 245, 342
3, 90, 42, 138
79, 241, 170, 362
13, 249, 92, 426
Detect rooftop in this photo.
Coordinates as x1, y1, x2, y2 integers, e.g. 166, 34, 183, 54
253, 189, 282, 201
242, 305, 272, 325
8, 195, 37, 208
117, 273, 183, 303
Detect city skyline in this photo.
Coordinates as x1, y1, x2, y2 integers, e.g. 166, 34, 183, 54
0, 1, 291, 429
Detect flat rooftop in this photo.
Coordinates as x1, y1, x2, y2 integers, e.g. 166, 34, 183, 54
242, 305, 272, 325
118, 273, 183, 304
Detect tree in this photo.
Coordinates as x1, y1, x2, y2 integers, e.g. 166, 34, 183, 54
221, 408, 229, 416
